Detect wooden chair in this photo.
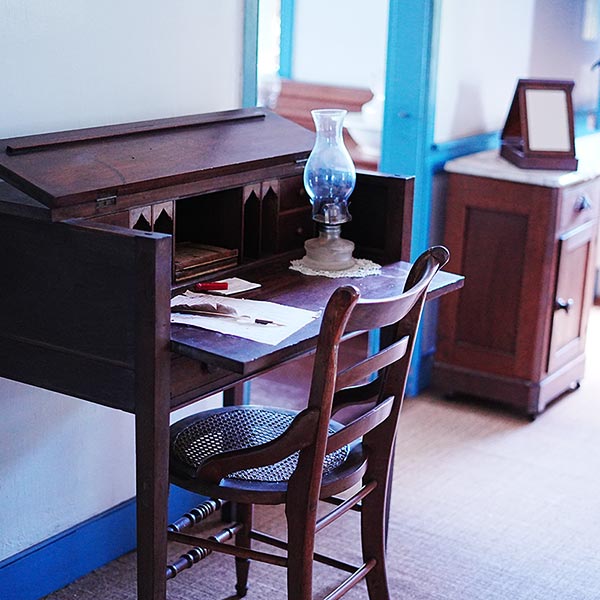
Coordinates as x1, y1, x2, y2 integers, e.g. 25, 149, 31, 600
167, 246, 450, 599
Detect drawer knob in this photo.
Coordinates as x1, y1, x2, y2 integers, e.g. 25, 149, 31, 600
575, 195, 592, 212
555, 297, 574, 313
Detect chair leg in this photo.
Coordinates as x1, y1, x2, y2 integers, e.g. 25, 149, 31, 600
361, 481, 391, 600
235, 503, 253, 597
285, 502, 316, 600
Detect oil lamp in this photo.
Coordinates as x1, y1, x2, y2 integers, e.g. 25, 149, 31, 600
302, 109, 356, 271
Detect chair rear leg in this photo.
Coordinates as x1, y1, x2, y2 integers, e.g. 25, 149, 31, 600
235, 503, 253, 597
361, 482, 391, 600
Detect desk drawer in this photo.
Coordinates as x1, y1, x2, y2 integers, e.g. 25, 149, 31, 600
559, 180, 599, 233
278, 175, 307, 211
170, 354, 239, 408
277, 208, 314, 252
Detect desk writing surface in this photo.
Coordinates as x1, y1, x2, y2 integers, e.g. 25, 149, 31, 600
170, 259, 463, 376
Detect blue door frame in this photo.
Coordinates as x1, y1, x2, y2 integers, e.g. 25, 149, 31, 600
380, 0, 440, 393
279, 0, 295, 79
243, 0, 259, 107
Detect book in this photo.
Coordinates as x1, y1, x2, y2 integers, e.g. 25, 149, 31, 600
174, 243, 239, 281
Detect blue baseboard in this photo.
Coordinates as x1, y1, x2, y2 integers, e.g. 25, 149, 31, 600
0, 486, 203, 600
429, 131, 500, 172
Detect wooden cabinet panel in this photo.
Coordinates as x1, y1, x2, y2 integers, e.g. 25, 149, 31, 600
548, 221, 596, 372
435, 169, 599, 418
456, 208, 527, 356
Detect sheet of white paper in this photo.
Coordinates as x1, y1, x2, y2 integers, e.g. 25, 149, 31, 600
208, 277, 261, 295
171, 292, 320, 345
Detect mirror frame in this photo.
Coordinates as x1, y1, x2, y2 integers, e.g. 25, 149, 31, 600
500, 78, 577, 171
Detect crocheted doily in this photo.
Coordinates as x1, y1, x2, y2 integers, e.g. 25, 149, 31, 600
289, 257, 382, 278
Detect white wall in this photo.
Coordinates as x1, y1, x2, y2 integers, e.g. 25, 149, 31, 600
529, 0, 600, 107
435, 0, 600, 143
290, 0, 600, 142
0, 0, 243, 562
292, 0, 388, 92
0, 0, 243, 138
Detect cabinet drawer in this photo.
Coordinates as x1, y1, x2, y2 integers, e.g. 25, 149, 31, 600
559, 181, 599, 232
277, 208, 314, 252
279, 175, 307, 211
170, 354, 238, 407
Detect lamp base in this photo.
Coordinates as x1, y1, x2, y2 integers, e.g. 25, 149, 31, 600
303, 224, 355, 271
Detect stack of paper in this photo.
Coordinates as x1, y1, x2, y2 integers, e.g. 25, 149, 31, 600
170, 292, 320, 345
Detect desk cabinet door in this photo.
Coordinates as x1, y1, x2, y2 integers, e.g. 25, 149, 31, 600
548, 221, 596, 373
345, 171, 414, 263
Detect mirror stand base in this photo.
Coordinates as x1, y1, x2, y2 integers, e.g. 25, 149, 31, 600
500, 143, 578, 172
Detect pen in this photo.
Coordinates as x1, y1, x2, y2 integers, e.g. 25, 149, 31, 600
194, 282, 229, 291
171, 305, 284, 326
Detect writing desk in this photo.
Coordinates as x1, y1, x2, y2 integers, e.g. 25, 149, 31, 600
0, 110, 463, 599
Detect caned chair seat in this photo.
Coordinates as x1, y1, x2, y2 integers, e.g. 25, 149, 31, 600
170, 405, 368, 504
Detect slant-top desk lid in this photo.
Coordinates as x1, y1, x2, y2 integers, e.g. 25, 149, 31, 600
0, 108, 315, 219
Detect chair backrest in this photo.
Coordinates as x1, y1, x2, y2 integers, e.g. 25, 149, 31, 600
293, 245, 449, 498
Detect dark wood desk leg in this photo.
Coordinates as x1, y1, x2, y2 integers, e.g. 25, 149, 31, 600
134, 235, 172, 600
135, 391, 170, 600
